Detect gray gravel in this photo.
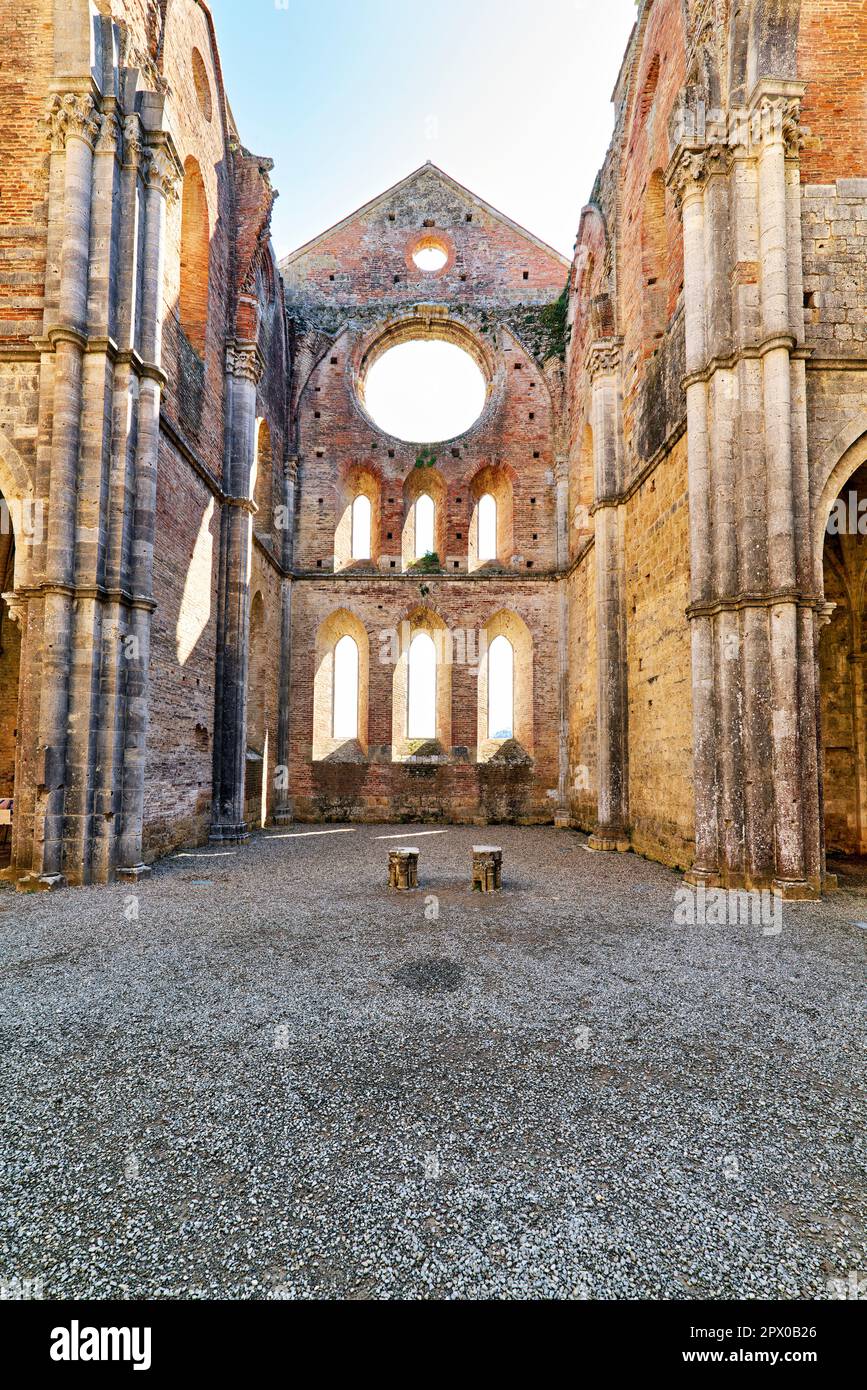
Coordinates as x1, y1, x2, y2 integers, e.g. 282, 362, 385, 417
0, 823, 865, 1300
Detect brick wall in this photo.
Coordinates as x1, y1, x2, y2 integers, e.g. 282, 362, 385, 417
799, 0, 867, 185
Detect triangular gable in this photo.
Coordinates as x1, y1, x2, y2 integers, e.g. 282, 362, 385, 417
279, 162, 570, 273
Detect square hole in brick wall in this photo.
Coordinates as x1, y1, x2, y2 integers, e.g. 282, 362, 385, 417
388, 212, 395, 221
456, 532, 462, 540
451, 448, 460, 457
316, 559, 322, 568
453, 561, 460, 569
388, 449, 395, 458
314, 411, 321, 418
530, 497, 536, 505
387, 532, 393, 540
522, 271, 529, 280
526, 560, 534, 568
330, 357, 338, 365
390, 560, 396, 568
529, 411, 535, 419
533, 451, 540, 458
465, 213, 473, 222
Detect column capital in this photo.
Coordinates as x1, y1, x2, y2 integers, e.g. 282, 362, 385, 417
122, 113, 147, 172
144, 143, 182, 205
584, 337, 622, 382
44, 91, 101, 152
226, 340, 265, 385
745, 79, 808, 157
666, 143, 711, 207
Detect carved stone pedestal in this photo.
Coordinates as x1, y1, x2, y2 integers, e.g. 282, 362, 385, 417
388, 847, 419, 889
472, 845, 502, 892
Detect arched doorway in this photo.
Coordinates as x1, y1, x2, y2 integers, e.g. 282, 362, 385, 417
819, 460, 867, 880
0, 488, 20, 868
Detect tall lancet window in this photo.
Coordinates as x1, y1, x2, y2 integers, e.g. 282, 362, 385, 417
478, 492, 497, 561
333, 634, 359, 739
487, 635, 514, 739
407, 631, 437, 739
351, 494, 371, 560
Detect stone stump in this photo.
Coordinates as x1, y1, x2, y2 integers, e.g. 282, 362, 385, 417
388, 847, 419, 889
472, 845, 502, 892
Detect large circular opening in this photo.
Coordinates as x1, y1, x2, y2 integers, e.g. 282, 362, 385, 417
362, 339, 487, 442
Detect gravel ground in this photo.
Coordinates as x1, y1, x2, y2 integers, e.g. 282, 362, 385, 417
0, 823, 865, 1301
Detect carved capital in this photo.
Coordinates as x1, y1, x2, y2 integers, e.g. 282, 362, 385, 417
584, 338, 622, 382
666, 145, 710, 207
122, 114, 146, 170
95, 107, 121, 156
1, 591, 26, 630
145, 147, 181, 205
226, 341, 265, 385
44, 92, 102, 152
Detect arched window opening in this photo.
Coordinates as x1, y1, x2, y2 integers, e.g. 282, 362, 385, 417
333, 634, 359, 740
253, 419, 273, 532
179, 157, 209, 356
478, 492, 497, 561
351, 494, 372, 560
407, 631, 436, 739
415, 493, 435, 559
488, 635, 514, 740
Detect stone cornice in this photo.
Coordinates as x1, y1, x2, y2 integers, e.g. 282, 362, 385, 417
687, 590, 821, 621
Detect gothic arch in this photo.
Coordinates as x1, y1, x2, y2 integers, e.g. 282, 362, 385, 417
812, 424, 867, 589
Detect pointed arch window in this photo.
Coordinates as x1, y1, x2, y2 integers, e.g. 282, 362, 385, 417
351, 494, 372, 560
478, 492, 497, 561
414, 493, 435, 559
333, 634, 359, 739
487, 635, 514, 740
407, 631, 436, 739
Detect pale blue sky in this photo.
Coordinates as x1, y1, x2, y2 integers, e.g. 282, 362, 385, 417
206, 0, 637, 260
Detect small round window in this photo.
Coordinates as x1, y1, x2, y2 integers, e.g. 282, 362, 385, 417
412, 242, 448, 272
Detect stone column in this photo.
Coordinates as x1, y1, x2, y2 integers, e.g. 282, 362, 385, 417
30, 91, 102, 888
210, 342, 264, 843
117, 140, 181, 879
274, 455, 296, 826
586, 339, 629, 852
668, 145, 720, 886
756, 90, 811, 895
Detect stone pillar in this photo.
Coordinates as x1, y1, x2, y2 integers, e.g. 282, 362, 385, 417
274, 454, 297, 826
30, 92, 101, 888
586, 339, 629, 853
210, 342, 264, 843
117, 140, 181, 879
668, 83, 821, 897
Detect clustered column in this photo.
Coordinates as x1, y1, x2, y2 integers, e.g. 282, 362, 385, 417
586, 339, 630, 853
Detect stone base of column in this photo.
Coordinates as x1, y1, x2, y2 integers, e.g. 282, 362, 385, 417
15, 873, 67, 894
771, 877, 819, 901
587, 827, 630, 853
389, 848, 418, 889
117, 863, 152, 883
472, 846, 503, 892
274, 808, 294, 827
554, 814, 571, 829
209, 823, 250, 845
684, 863, 720, 887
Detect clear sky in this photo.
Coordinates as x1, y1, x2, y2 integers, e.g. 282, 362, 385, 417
206, 0, 638, 261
